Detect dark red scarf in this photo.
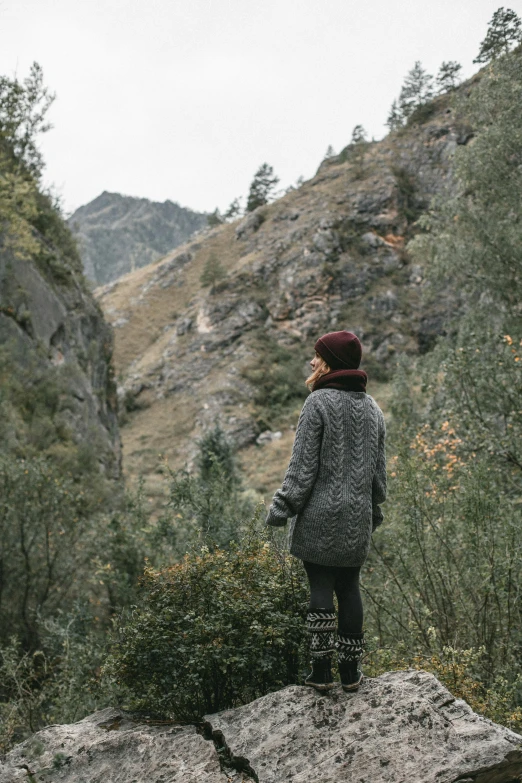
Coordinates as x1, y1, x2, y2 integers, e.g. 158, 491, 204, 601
313, 369, 367, 393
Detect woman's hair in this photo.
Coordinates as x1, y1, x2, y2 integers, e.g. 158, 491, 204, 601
305, 354, 330, 391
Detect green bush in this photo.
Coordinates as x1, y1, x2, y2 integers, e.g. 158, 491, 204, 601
105, 527, 308, 720
242, 337, 308, 430
0, 610, 116, 753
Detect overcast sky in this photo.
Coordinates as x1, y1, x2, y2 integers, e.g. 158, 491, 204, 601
0, 0, 517, 215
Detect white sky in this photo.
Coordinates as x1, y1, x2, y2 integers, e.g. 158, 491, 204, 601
0, 0, 517, 215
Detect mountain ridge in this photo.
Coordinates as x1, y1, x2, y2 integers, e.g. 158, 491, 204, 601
68, 191, 208, 285
95, 76, 478, 505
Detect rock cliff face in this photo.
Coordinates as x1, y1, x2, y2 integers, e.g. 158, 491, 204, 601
1, 671, 521, 782
95, 80, 478, 501
0, 248, 121, 480
68, 191, 208, 285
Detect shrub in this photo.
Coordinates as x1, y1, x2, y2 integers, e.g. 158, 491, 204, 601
104, 526, 308, 720
363, 425, 522, 729
242, 337, 308, 430
0, 609, 112, 753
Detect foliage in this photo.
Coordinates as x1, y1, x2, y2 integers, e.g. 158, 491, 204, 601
223, 197, 242, 220
387, 61, 435, 131
164, 426, 255, 549
386, 99, 403, 132
0, 62, 54, 178
368, 45, 522, 732
324, 144, 335, 159
365, 444, 522, 669
246, 163, 279, 212
474, 6, 522, 63
0, 457, 93, 648
0, 611, 114, 754
387, 59, 460, 130
0, 455, 143, 649
206, 208, 224, 227
350, 124, 367, 144
196, 424, 239, 487
242, 336, 308, 430
410, 49, 522, 315
200, 253, 227, 290
390, 165, 421, 226
0, 63, 83, 274
436, 61, 462, 93
104, 525, 308, 720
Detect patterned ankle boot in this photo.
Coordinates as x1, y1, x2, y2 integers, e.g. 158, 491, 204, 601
304, 609, 336, 692
337, 632, 364, 692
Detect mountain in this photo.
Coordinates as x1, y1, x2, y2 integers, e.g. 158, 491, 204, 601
68, 191, 208, 285
95, 76, 479, 506
0, 240, 121, 482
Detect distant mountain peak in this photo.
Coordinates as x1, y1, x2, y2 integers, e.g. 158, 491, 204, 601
68, 192, 207, 285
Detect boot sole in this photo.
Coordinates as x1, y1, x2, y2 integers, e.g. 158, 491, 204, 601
304, 681, 335, 692
342, 673, 363, 692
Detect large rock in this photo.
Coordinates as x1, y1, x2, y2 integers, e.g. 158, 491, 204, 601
2, 671, 521, 782
0, 251, 121, 479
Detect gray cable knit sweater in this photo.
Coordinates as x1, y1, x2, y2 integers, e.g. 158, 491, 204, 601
266, 389, 386, 567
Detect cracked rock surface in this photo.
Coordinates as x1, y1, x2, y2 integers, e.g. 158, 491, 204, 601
1, 671, 521, 783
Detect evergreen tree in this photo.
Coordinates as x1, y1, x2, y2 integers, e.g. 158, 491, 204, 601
474, 7, 522, 63
0, 61, 54, 177
200, 253, 226, 290
398, 61, 434, 121
196, 425, 239, 488
386, 99, 403, 131
246, 163, 279, 212
350, 125, 369, 179
324, 144, 335, 159
207, 208, 224, 227
350, 124, 367, 144
224, 197, 242, 220
436, 61, 463, 93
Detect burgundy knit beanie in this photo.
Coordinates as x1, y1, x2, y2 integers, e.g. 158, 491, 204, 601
315, 330, 362, 370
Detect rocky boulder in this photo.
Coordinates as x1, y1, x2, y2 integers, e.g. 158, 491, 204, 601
2, 671, 521, 782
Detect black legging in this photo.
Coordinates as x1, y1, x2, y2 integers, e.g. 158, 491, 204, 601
303, 560, 363, 635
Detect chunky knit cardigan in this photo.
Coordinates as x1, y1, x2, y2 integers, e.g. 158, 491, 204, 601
266, 389, 386, 567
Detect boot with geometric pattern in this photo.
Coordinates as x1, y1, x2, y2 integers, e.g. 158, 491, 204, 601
337, 631, 364, 692
304, 608, 336, 692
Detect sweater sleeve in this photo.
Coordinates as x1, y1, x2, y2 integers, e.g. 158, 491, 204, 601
372, 410, 387, 531
266, 394, 323, 527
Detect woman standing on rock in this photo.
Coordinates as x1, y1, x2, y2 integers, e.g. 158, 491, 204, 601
266, 331, 386, 692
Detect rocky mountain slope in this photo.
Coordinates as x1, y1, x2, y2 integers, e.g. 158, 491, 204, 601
95, 78, 478, 504
68, 191, 207, 285
2, 670, 521, 782
0, 246, 121, 481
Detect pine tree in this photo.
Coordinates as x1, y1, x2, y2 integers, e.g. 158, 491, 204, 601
224, 198, 241, 220
324, 144, 336, 159
246, 163, 279, 212
398, 61, 434, 121
349, 125, 369, 179
207, 208, 223, 227
350, 124, 367, 144
386, 99, 403, 131
200, 253, 226, 290
474, 7, 522, 63
436, 61, 463, 94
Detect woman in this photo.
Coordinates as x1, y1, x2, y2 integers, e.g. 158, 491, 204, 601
266, 330, 386, 692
